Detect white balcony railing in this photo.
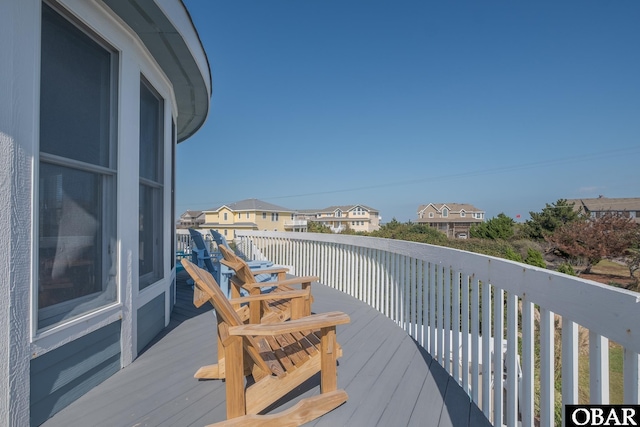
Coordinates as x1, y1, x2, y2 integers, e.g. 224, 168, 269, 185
234, 230, 640, 427
283, 219, 308, 228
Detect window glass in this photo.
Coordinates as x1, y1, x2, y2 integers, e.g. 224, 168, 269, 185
38, 4, 117, 329
40, 5, 112, 167
139, 79, 164, 289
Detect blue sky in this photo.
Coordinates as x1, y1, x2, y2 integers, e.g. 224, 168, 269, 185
177, 0, 640, 223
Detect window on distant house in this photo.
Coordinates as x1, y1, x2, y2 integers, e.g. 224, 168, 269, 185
442, 208, 449, 217
262, 212, 266, 219
246, 212, 250, 219
460, 211, 466, 217
38, 4, 118, 329
224, 212, 228, 221
429, 212, 434, 218
139, 77, 164, 290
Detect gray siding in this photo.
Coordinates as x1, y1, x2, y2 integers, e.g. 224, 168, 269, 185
30, 321, 121, 426
137, 292, 166, 354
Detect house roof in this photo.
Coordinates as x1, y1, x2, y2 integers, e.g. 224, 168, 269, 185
181, 210, 203, 219
102, 0, 211, 142
567, 197, 640, 212
206, 198, 295, 213
417, 203, 484, 213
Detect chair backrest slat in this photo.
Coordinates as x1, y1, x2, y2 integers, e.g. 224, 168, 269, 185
219, 245, 256, 285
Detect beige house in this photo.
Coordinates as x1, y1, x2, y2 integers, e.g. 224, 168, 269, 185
416, 203, 485, 238
299, 204, 381, 233
176, 210, 205, 229
567, 196, 640, 224
200, 199, 305, 238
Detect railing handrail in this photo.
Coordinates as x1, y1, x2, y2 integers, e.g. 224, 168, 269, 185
233, 230, 640, 427
236, 230, 640, 350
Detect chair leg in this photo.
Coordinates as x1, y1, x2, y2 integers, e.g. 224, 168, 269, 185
225, 335, 246, 419
320, 326, 338, 393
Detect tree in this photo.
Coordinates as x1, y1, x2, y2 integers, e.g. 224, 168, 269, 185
624, 232, 640, 286
523, 199, 582, 240
307, 221, 332, 233
546, 213, 637, 273
470, 213, 515, 240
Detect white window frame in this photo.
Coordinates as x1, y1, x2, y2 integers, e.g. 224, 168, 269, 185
36, 3, 119, 332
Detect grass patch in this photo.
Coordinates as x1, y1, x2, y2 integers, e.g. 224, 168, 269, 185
591, 260, 629, 277
577, 341, 624, 404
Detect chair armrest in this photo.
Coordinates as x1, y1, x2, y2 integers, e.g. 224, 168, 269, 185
228, 312, 350, 336
249, 267, 288, 276
241, 276, 319, 290
228, 289, 310, 305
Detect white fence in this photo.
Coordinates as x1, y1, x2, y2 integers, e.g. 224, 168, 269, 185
234, 231, 640, 427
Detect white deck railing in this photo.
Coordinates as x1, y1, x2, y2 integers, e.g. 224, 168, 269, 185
235, 230, 640, 427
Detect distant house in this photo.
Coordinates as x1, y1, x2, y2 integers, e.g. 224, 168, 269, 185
416, 203, 485, 238
200, 198, 306, 237
567, 196, 640, 224
299, 204, 381, 233
177, 210, 205, 229
2, 0, 211, 424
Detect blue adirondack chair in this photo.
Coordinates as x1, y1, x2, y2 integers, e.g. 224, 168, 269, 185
188, 229, 277, 297
208, 229, 273, 270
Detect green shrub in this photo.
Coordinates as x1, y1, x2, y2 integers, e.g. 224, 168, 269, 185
556, 262, 576, 276
524, 248, 546, 268
504, 247, 523, 262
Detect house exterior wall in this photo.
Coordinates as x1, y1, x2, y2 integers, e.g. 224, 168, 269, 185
303, 205, 381, 233
202, 208, 295, 238
0, 2, 38, 424
416, 203, 485, 238
0, 1, 210, 425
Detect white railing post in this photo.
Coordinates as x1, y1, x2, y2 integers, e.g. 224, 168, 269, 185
540, 308, 555, 427
505, 292, 519, 427
590, 331, 610, 404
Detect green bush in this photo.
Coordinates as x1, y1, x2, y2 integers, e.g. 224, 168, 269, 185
524, 248, 546, 268
504, 247, 523, 262
556, 262, 576, 276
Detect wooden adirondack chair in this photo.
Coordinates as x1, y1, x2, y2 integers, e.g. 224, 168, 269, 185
181, 259, 349, 426
217, 245, 316, 324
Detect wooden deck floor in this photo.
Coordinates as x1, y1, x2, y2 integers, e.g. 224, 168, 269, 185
42, 270, 491, 427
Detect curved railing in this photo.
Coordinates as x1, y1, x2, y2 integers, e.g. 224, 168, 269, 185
235, 231, 640, 427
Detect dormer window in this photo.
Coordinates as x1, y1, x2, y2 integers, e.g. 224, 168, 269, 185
460, 211, 466, 218
442, 208, 449, 217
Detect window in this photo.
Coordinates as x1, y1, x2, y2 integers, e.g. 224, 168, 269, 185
460, 211, 466, 218
442, 208, 449, 217
224, 212, 228, 221
246, 213, 250, 219
429, 212, 434, 218
262, 212, 266, 219
271, 212, 279, 221
139, 78, 164, 290
38, 4, 118, 329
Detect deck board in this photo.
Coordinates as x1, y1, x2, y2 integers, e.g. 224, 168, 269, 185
41, 270, 491, 427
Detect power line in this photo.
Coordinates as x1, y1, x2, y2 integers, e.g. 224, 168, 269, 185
177, 145, 640, 210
